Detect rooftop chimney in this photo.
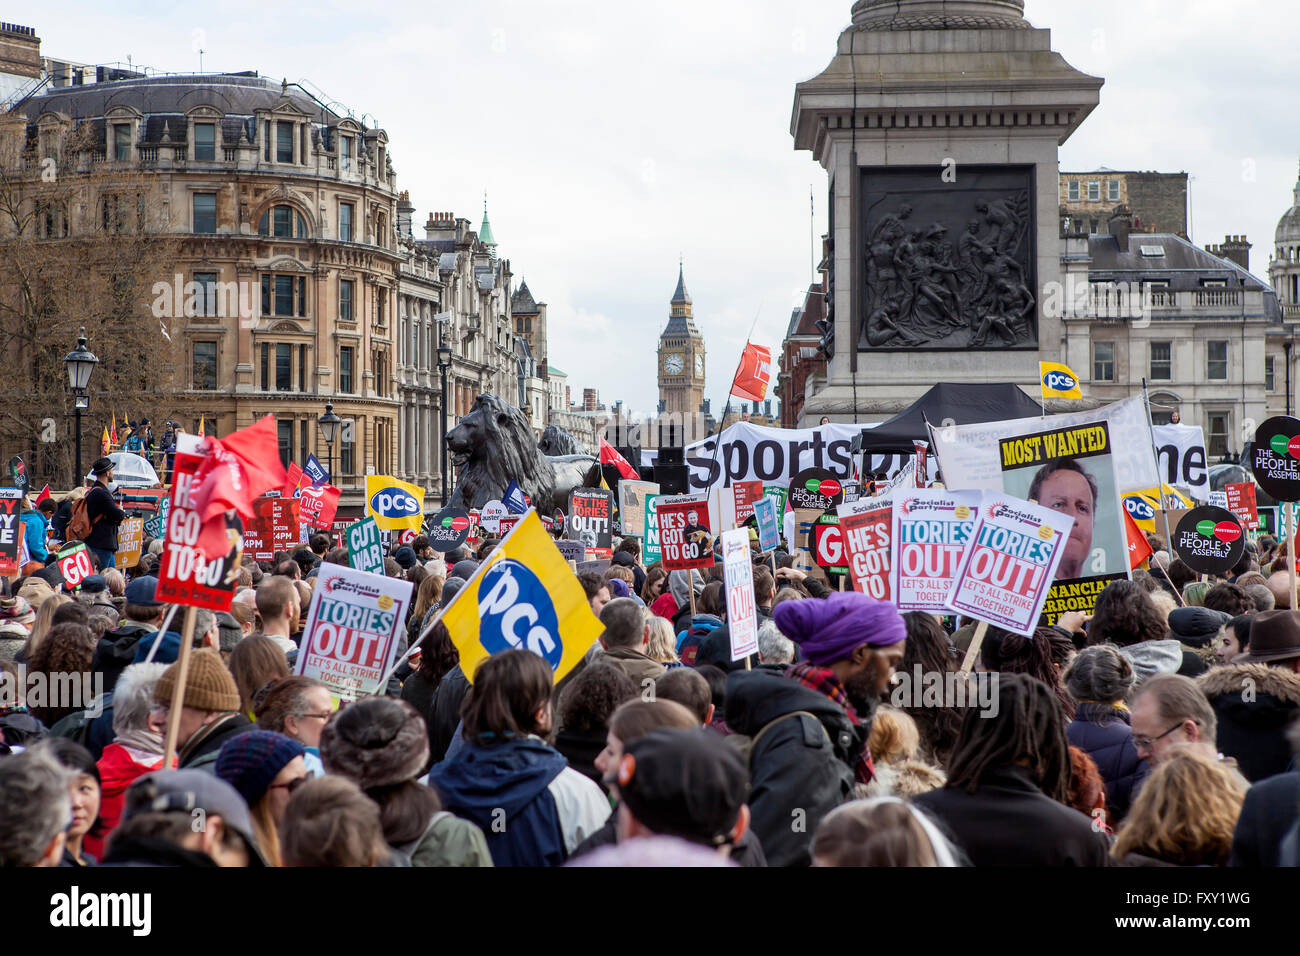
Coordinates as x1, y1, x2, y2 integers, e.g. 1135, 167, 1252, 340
1108, 206, 1132, 252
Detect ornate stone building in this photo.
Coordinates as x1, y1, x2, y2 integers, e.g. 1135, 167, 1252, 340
8, 70, 402, 510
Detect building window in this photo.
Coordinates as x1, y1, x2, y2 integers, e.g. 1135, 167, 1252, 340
277, 420, 293, 468
341, 135, 353, 173
263, 121, 271, 162
1107, 180, 1121, 202
299, 344, 308, 393
1093, 341, 1115, 382
276, 122, 293, 163
340, 420, 355, 475
1266, 355, 1276, 392
193, 272, 218, 316
1067, 181, 1080, 202
275, 343, 292, 391
339, 346, 354, 393
339, 202, 353, 242
113, 124, 131, 161
192, 192, 216, 234
1086, 181, 1100, 201
1149, 341, 1172, 381
194, 122, 215, 161
260, 274, 307, 317
274, 276, 294, 317
376, 291, 385, 327
258, 205, 306, 238
260, 343, 269, 392
1207, 413, 1229, 458
339, 279, 354, 321
193, 341, 217, 389
1207, 341, 1228, 380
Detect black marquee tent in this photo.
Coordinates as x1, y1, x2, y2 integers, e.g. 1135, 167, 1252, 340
850, 382, 1048, 457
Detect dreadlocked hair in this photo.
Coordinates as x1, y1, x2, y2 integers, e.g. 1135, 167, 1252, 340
944, 673, 1071, 804
979, 626, 1076, 721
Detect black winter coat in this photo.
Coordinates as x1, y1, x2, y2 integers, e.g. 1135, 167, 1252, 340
83, 483, 126, 551
1230, 771, 1300, 867
912, 765, 1112, 867
725, 669, 860, 867
427, 664, 470, 764
1199, 664, 1300, 783
1066, 702, 1149, 822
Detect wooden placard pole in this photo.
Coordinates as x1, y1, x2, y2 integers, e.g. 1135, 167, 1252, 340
1289, 503, 1298, 612
161, 604, 198, 768
959, 619, 990, 676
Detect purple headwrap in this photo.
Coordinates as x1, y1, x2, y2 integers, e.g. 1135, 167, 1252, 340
772, 592, 906, 667
608, 578, 632, 599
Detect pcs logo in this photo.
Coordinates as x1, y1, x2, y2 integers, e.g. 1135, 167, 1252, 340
1123, 496, 1155, 521
1043, 370, 1078, 393
369, 488, 420, 518
477, 560, 563, 668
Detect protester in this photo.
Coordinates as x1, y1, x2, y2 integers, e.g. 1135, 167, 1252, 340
0, 742, 73, 866
251, 676, 333, 777
654, 667, 714, 725
88, 662, 170, 859
18, 495, 49, 566
812, 798, 960, 867
1216, 615, 1252, 666
92, 576, 169, 693
321, 697, 492, 866
641, 565, 668, 606
104, 769, 263, 866
676, 580, 724, 666
0, 595, 36, 662
981, 626, 1075, 720
1230, 723, 1300, 867
650, 568, 703, 626
726, 592, 905, 867
1197, 609, 1300, 782
554, 662, 637, 785
148, 649, 253, 770
228, 635, 291, 719
859, 706, 945, 799
1065, 745, 1109, 829
407, 574, 444, 649
46, 738, 102, 866
28, 622, 95, 727
280, 776, 390, 867
429, 650, 610, 866
1063, 645, 1148, 822
1129, 674, 1220, 767
643, 612, 680, 666
1112, 750, 1247, 866
215, 730, 307, 867
1087, 579, 1186, 682
913, 674, 1111, 866
400, 620, 457, 749
755, 618, 794, 667
255, 577, 300, 658
1204, 582, 1257, 618
82, 457, 127, 571
697, 566, 774, 670
598, 597, 666, 687
898, 612, 965, 766
576, 570, 611, 619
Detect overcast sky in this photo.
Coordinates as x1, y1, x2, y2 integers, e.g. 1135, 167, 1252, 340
33, 0, 1300, 417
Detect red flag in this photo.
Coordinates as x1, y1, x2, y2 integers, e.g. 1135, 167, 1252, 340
189, 415, 288, 560
599, 438, 639, 480
730, 343, 772, 403
34, 484, 50, 505
283, 461, 304, 498
299, 484, 341, 530
1124, 507, 1153, 570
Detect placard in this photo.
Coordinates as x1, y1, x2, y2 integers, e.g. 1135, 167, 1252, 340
555, 539, 586, 563
144, 496, 170, 539
944, 494, 1074, 636
839, 499, 893, 600
618, 480, 658, 538
722, 528, 759, 662
156, 438, 244, 611
656, 495, 713, 571
567, 487, 613, 555
114, 517, 144, 570
1250, 416, 1300, 501
808, 512, 848, 578
294, 562, 413, 700
346, 516, 385, 575
1225, 482, 1259, 531
643, 494, 665, 564
480, 500, 507, 535
732, 480, 765, 527
1173, 506, 1246, 575
56, 542, 95, 590
243, 495, 299, 561
788, 467, 845, 512
753, 495, 781, 552
298, 484, 341, 531
426, 506, 471, 552
890, 489, 981, 612
0, 489, 21, 577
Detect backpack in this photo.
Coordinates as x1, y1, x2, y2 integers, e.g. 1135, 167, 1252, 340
726, 710, 831, 766
66, 497, 99, 541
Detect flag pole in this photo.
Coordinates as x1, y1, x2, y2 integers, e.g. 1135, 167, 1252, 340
1142, 378, 1176, 555
704, 303, 763, 499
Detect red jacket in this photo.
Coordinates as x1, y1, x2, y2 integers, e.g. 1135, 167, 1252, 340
88, 743, 169, 860
649, 592, 678, 621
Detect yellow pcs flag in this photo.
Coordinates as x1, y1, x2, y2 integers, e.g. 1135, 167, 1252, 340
439, 510, 604, 685
1039, 362, 1083, 400
364, 474, 426, 533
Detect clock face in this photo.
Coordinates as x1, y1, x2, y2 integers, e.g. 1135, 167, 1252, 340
694, 353, 704, 376
664, 353, 684, 375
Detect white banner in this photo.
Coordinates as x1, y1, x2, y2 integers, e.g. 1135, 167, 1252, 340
1150, 423, 1209, 502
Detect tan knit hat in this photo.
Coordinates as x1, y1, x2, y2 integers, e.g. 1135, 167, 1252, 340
154, 648, 240, 713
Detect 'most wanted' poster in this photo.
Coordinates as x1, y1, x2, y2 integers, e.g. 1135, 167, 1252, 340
890, 490, 980, 612
296, 562, 413, 700
997, 420, 1129, 622
945, 495, 1075, 636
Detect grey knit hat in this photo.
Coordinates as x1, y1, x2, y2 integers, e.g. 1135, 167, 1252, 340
319, 697, 429, 789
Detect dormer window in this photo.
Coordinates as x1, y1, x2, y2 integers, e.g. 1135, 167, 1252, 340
194, 122, 216, 161
341, 135, 353, 173
276, 123, 294, 163
113, 124, 132, 161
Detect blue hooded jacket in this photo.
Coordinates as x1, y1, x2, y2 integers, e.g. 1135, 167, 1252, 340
429, 735, 569, 867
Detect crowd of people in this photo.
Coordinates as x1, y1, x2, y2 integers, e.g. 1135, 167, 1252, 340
1, 461, 1298, 868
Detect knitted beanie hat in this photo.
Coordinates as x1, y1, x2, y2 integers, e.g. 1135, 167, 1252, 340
153, 648, 240, 712
320, 697, 429, 790
0, 596, 34, 626
214, 730, 305, 808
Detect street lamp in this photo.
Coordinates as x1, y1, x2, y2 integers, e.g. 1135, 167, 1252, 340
437, 339, 453, 505
318, 402, 340, 487
64, 329, 99, 484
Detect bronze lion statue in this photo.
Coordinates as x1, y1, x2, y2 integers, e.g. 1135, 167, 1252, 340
446, 394, 600, 515
538, 423, 586, 457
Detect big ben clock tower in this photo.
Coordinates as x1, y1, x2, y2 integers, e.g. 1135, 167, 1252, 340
657, 262, 706, 422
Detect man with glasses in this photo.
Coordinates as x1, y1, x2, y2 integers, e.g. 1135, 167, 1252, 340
1129, 673, 1220, 766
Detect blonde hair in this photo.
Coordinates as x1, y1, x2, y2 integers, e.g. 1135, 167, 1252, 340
867, 706, 920, 765
1111, 748, 1246, 866
20, 594, 71, 662
250, 797, 282, 867
1147, 589, 1178, 622
642, 610, 679, 665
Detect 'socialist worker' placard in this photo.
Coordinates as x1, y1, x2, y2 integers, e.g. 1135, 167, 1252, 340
296, 562, 413, 701
945, 494, 1075, 636
997, 420, 1129, 622
890, 489, 981, 612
